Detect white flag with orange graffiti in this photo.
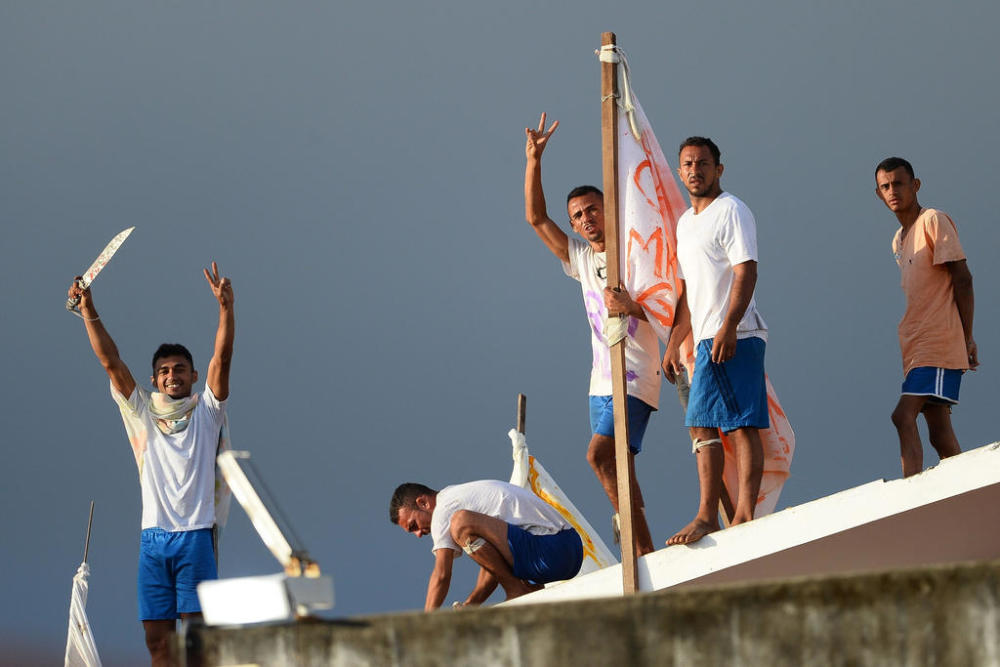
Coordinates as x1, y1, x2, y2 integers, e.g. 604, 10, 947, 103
616, 79, 794, 517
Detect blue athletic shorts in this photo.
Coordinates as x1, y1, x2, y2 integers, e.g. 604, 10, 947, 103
902, 366, 962, 405
506, 525, 583, 584
138, 527, 217, 620
686, 337, 769, 432
589, 395, 655, 454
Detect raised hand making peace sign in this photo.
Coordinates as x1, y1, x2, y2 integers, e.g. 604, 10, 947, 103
525, 112, 560, 161
203, 261, 234, 308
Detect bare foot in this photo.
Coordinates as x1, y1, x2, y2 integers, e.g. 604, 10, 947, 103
503, 579, 544, 601
666, 518, 719, 546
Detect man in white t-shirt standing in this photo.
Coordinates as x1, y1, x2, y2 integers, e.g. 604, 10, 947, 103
523, 113, 660, 556
663, 137, 768, 546
68, 262, 234, 666
390, 480, 583, 610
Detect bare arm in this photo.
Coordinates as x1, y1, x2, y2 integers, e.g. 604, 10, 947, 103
68, 279, 136, 397
203, 262, 235, 401
524, 113, 570, 263
460, 567, 499, 607
947, 259, 978, 369
662, 281, 691, 383
424, 548, 455, 611
711, 260, 757, 364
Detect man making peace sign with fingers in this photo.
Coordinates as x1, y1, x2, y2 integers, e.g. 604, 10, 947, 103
68, 261, 234, 666
523, 113, 661, 557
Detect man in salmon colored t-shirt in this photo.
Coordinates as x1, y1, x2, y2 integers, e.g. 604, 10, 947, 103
875, 157, 978, 477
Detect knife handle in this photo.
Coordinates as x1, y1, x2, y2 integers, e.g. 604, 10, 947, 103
66, 278, 85, 313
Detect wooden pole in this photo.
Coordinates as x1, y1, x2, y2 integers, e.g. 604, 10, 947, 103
83, 500, 95, 564
516, 393, 527, 434
600, 30, 638, 594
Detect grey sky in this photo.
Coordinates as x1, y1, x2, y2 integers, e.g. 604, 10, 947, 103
3, 2, 998, 663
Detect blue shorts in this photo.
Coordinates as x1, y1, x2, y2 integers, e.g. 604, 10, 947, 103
138, 528, 217, 620
686, 337, 769, 432
506, 525, 583, 584
589, 395, 655, 454
902, 367, 962, 405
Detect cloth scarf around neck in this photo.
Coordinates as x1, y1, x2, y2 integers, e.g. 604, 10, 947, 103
149, 392, 199, 435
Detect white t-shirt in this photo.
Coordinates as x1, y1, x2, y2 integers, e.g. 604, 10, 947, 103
562, 238, 661, 409
430, 480, 572, 555
113, 383, 225, 531
676, 193, 768, 344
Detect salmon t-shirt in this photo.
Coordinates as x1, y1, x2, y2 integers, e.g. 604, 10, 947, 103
892, 208, 968, 376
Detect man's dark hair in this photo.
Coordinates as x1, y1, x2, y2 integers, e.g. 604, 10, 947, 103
151, 343, 194, 372
875, 156, 915, 180
566, 185, 603, 205
389, 483, 437, 524
678, 136, 721, 165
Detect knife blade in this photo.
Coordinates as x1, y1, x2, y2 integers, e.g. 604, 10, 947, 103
66, 226, 135, 313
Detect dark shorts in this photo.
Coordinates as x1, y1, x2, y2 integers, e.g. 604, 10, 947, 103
138, 527, 217, 620
506, 525, 583, 584
589, 395, 655, 454
686, 337, 769, 432
902, 366, 962, 405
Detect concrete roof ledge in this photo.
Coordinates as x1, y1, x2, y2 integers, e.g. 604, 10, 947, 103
186, 559, 1000, 666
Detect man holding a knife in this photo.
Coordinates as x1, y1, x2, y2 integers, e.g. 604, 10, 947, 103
67, 261, 234, 666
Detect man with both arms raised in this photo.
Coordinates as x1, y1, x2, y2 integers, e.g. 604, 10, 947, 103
68, 262, 234, 666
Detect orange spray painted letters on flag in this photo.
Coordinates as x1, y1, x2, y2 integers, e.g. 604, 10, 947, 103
613, 52, 794, 516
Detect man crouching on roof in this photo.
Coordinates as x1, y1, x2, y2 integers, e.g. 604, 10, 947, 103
390, 481, 583, 610
68, 262, 234, 667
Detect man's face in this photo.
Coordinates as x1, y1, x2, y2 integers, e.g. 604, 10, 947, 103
677, 145, 723, 198
875, 167, 920, 213
567, 193, 605, 243
396, 498, 433, 538
151, 355, 197, 398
